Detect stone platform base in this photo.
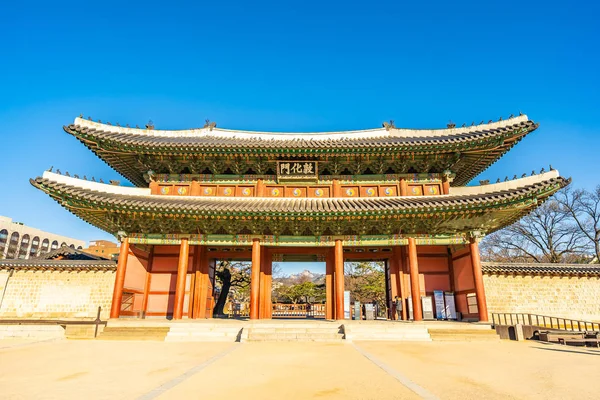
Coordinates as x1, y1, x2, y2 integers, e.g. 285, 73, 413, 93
0, 324, 65, 339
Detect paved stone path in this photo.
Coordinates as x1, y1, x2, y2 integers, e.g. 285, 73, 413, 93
1, 339, 598, 399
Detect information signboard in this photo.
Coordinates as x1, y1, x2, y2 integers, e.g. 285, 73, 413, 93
467, 293, 478, 314
344, 290, 351, 319
433, 290, 446, 320
353, 301, 362, 320
408, 297, 414, 320
421, 296, 434, 320
444, 292, 457, 320
364, 303, 375, 320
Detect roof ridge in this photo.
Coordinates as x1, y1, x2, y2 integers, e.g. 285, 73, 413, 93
72, 114, 530, 138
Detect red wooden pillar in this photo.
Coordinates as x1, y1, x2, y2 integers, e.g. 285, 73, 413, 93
260, 248, 272, 319
190, 180, 201, 196
256, 178, 265, 197
173, 238, 190, 320
332, 179, 342, 197
325, 248, 334, 319
249, 238, 261, 320
389, 247, 400, 320
398, 247, 408, 321
407, 238, 423, 321
399, 178, 408, 196
141, 245, 154, 317
110, 238, 130, 319
259, 248, 267, 319
391, 246, 408, 320
334, 239, 345, 320
189, 246, 200, 319
442, 176, 450, 195
469, 237, 489, 322
197, 248, 211, 318
149, 181, 160, 195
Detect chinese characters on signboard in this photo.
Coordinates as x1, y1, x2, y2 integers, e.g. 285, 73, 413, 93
277, 161, 318, 179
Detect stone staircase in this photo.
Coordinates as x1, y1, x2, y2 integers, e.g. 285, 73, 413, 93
90, 319, 500, 342
246, 322, 345, 342
165, 323, 243, 342
343, 322, 431, 342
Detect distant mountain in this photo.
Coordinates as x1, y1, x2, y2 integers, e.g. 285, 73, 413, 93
275, 269, 325, 285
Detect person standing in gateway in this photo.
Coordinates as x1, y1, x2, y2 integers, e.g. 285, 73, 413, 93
394, 296, 403, 321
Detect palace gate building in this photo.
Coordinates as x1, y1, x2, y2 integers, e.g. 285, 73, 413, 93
31, 115, 567, 322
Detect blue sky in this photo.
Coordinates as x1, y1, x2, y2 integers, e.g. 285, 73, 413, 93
1, 0, 598, 256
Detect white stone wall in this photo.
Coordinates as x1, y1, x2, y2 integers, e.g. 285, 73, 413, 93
484, 273, 600, 323
0, 270, 115, 320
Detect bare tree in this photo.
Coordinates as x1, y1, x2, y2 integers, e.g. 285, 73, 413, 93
213, 260, 251, 316
556, 185, 600, 263
481, 194, 588, 263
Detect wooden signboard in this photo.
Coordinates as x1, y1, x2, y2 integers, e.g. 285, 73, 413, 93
277, 161, 318, 181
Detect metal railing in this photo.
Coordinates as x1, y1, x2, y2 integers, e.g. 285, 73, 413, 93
272, 303, 326, 318
226, 303, 326, 318
492, 313, 600, 332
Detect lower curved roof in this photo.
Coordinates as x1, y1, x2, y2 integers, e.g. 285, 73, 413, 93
31, 171, 568, 238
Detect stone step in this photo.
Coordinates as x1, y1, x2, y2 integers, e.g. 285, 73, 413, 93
429, 333, 500, 341
344, 327, 428, 333
0, 325, 65, 339
248, 328, 342, 334
247, 332, 344, 342
97, 335, 168, 341
168, 327, 242, 333
97, 327, 169, 341
246, 324, 341, 329
344, 324, 431, 341
164, 326, 243, 342
104, 326, 170, 333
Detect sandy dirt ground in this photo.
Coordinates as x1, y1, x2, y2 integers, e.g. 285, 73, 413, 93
0, 339, 598, 400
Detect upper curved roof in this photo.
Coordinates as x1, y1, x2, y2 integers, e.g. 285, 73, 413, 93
66, 115, 535, 147
64, 115, 538, 187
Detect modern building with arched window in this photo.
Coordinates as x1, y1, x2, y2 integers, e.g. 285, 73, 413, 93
0, 216, 85, 260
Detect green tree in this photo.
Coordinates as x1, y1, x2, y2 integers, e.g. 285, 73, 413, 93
345, 261, 386, 311
276, 281, 325, 304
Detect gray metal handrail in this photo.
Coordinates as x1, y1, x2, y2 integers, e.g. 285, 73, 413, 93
491, 312, 600, 332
